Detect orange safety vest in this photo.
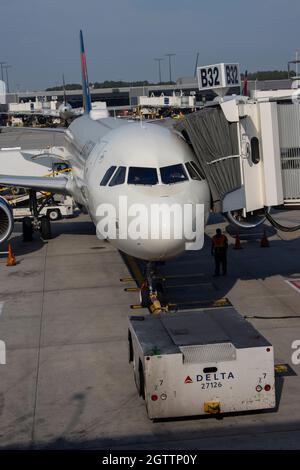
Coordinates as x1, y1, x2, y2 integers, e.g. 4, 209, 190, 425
212, 234, 227, 248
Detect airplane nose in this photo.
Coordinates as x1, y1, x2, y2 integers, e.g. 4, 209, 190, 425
93, 189, 205, 261
114, 194, 203, 261
135, 237, 186, 261
114, 216, 186, 261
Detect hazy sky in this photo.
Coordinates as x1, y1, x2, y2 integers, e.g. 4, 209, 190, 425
1, 0, 300, 91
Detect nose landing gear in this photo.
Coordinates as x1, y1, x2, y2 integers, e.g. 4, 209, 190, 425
139, 262, 166, 314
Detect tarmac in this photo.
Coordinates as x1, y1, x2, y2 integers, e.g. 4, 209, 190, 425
0, 127, 65, 150
0, 131, 300, 449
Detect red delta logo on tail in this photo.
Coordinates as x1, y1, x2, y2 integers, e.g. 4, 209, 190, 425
81, 52, 88, 80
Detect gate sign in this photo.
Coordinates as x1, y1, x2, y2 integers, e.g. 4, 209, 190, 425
197, 63, 241, 91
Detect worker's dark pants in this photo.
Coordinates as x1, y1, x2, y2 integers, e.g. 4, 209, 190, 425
214, 251, 227, 276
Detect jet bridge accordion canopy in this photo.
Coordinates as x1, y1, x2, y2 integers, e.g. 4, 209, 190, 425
175, 107, 241, 212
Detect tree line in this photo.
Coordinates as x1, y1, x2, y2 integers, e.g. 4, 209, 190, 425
45, 71, 295, 91
46, 80, 175, 91
242, 70, 295, 80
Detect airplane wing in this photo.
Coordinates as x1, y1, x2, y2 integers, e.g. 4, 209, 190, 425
0, 129, 71, 195
0, 110, 82, 119
0, 175, 70, 195
0, 126, 66, 134
0, 149, 68, 175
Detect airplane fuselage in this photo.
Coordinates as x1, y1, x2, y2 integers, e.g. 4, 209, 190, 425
64, 115, 211, 260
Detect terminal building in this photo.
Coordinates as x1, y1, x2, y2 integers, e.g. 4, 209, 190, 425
1, 78, 294, 110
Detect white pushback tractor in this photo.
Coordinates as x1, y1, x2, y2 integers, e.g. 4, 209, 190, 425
128, 307, 275, 420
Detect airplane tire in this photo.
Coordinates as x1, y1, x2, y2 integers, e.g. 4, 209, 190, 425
22, 217, 33, 242
40, 216, 52, 240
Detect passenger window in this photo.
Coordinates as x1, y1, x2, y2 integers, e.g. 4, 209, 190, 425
100, 166, 117, 186
109, 166, 126, 186
185, 162, 201, 181
160, 164, 188, 184
128, 167, 158, 185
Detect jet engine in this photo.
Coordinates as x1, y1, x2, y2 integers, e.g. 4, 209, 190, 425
225, 208, 268, 229
0, 196, 14, 244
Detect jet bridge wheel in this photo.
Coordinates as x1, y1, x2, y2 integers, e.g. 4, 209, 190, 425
22, 217, 33, 242
40, 216, 52, 240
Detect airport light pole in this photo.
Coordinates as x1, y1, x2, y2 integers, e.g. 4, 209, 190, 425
0, 62, 7, 82
3, 64, 12, 93
165, 53, 176, 83
288, 51, 300, 78
154, 58, 164, 84
194, 52, 200, 78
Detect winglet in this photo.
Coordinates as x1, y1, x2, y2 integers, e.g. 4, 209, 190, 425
80, 30, 92, 114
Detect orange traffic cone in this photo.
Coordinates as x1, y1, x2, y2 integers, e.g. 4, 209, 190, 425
234, 232, 242, 250
6, 243, 16, 266
260, 230, 269, 248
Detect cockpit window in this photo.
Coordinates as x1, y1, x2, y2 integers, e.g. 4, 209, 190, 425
185, 161, 202, 181
109, 166, 126, 186
128, 167, 158, 185
190, 161, 204, 179
100, 166, 117, 186
160, 163, 188, 184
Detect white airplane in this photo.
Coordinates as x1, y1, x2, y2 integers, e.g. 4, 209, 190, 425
5, 77, 80, 125
0, 31, 211, 269
55, 75, 77, 121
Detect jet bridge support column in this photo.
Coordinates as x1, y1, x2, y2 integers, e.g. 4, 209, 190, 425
259, 102, 284, 207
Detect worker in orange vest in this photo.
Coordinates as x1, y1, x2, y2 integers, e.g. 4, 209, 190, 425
211, 228, 228, 276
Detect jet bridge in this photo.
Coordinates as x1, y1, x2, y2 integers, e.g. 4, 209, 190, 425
175, 94, 300, 228
175, 106, 241, 214
277, 104, 300, 204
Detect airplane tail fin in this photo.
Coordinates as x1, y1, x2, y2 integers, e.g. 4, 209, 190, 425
80, 30, 92, 114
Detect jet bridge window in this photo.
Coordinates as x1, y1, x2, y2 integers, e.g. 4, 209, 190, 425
109, 166, 126, 186
251, 137, 260, 164
128, 167, 158, 185
185, 161, 202, 181
160, 163, 188, 184
100, 166, 117, 186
